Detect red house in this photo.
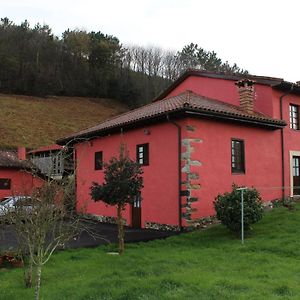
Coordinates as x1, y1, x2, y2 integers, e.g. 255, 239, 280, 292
57, 70, 300, 230
0, 148, 44, 200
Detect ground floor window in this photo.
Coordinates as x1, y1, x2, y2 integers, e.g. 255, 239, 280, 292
0, 178, 11, 190
94, 151, 103, 170
292, 156, 300, 196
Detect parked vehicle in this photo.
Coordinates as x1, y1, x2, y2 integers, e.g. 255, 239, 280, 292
0, 196, 32, 217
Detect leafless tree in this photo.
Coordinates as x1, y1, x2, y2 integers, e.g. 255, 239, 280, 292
0, 147, 103, 300
2, 180, 80, 300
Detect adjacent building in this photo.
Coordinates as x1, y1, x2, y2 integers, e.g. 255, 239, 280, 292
0, 148, 44, 200
28, 144, 73, 180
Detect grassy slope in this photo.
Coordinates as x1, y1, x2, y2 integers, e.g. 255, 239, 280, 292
1, 205, 300, 299
0, 94, 128, 148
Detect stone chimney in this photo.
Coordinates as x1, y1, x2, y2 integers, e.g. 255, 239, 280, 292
17, 147, 26, 161
235, 79, 256, 114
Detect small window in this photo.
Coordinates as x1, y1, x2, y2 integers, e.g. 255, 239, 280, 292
290, 104, 299, 130
95, 151, 103, 170
231, 140, 245, 173
136, 144, 149, 166
133, 193, 142, 208
0, 178, 11, 190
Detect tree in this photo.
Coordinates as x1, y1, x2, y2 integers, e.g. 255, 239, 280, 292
90, 144, 143, 254
178, 43, 248, 75
1, 180, 81, 300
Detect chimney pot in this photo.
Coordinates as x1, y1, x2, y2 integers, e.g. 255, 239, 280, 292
18, 147, 26, 161
235, 79, 256, 114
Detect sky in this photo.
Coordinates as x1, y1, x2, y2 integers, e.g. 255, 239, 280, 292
1, 0, 300, 82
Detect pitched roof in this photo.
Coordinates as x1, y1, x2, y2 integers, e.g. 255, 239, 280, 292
0, 150, 31, 169
155, 69, 300, 101
57, 91, 286, 145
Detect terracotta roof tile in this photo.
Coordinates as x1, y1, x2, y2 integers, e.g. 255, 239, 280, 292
57, 91, 286, 144
0, 150, 30, 169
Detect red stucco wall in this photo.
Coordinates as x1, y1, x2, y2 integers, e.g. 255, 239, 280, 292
0, 169, 44, 200
75, 115, 286, 227
182, 117, 282, 220
165, 76, 274, 117
75, 121, 180, 227
272, 90, 300, 197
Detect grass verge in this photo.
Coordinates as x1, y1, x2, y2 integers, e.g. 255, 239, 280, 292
1, 204, 300, 299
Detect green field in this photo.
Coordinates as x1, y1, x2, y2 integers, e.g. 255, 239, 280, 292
1, 204, 300, 299
0, 94, 128, 148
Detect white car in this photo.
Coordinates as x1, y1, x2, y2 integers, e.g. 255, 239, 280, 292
0, 196, 32, 216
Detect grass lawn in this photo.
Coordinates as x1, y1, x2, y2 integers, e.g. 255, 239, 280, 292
1, 204, 300, 300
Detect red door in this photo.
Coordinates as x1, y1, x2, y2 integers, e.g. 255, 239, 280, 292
132, 194, 141, 228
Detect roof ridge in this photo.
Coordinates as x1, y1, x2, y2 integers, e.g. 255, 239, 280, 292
186, 69, 284, 82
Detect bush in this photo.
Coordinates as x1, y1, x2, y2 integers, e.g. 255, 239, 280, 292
271, 197, 296, 211
214, 185, 264, 233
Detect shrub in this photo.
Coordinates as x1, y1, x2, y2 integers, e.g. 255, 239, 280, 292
271, 197, 296, 211
214, 185, 264, 233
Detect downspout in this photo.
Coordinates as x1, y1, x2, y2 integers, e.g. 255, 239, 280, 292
279, 84, 294, 199
166, 114, 182, 230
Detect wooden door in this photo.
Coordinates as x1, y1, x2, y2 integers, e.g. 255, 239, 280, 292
292, 156, 300, 196
132, 194, 141, 228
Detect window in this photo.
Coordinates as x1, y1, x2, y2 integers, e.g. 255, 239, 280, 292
94, 151, 103, 170
0, 178, 11, 190
290, 104, 299, 130
231, 139, 245, 173
133, 192, 142, 208
136, 144, 149, 166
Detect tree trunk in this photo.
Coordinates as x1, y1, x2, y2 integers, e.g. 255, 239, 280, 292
24, 258, 33, 288
117, 204, 124, 255
35, 264, 42, 300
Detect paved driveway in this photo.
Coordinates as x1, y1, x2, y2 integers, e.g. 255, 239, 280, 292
0, 222, 178, 250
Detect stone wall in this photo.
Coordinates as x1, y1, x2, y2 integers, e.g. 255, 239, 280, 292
145, 221, 180, 231
180, 124, 202, 226
81, 214, 127, 225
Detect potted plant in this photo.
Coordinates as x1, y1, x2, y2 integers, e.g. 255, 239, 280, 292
10, 255, 24, 268
4, 250, 24, 268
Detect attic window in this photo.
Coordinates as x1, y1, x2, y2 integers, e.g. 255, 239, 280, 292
0, 178, 11, 190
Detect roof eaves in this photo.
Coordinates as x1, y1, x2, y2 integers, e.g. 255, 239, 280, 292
57, 107, 185, 145
58, 108, 285, 146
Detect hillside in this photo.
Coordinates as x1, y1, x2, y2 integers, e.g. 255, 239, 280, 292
0, 94, 129, 148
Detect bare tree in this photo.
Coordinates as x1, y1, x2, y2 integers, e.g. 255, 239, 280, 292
0, 146, 103, 300
2, 180, 80, 300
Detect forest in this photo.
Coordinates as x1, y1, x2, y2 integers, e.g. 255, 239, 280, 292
0, 18, 247, 107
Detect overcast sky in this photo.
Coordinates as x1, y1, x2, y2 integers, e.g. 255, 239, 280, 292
1, 0, 300, 82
